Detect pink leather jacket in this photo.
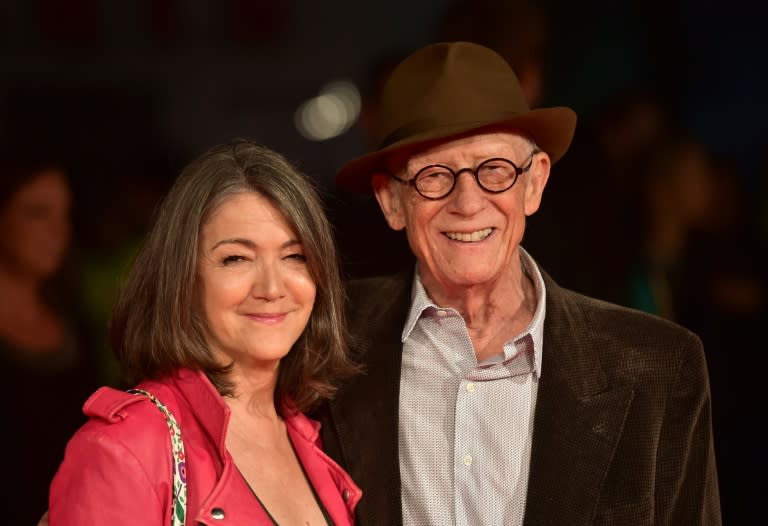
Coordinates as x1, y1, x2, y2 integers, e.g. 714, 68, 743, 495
49, 368, 361, 525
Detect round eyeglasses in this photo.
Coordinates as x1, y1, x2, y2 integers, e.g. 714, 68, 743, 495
391, 149, 541, 200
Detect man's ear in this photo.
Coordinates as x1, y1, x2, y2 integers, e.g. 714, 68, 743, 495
372, 172, 407, 231
524, 152, 551, 216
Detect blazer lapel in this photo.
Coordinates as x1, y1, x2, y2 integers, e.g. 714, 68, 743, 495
524, 274, 635, 525
327, 269, 413, 526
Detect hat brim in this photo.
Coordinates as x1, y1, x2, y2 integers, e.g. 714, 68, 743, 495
337, 106, 577, 193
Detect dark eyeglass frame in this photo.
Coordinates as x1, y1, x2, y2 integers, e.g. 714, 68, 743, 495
391, 149, 542, 200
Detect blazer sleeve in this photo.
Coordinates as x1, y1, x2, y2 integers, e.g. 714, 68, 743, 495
655, 333, 722, 525
49, 425, 168, 526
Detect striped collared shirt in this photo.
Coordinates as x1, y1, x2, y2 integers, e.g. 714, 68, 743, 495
399, 247, 546, 525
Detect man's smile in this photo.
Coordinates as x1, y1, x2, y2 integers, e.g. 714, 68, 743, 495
443, 227, 494, 242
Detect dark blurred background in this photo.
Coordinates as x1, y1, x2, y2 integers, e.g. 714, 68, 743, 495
1, 0, 765, 523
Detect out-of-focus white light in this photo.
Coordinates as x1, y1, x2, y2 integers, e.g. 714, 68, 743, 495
323, 80, 361, 119
295, 79, 361, 141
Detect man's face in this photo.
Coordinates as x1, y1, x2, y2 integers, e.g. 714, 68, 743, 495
373, 132, 550, 294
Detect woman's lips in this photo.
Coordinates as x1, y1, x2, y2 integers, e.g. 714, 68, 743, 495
244, 313, 287, 324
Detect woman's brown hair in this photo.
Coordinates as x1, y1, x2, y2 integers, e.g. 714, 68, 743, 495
110, 139, 358, 411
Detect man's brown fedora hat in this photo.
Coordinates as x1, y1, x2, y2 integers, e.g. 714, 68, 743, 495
337, 41, 577, 193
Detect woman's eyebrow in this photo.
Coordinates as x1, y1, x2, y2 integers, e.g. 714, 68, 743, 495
210, 238, 301, 250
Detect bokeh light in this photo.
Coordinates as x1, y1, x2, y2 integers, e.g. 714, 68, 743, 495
295, 80, 361, 141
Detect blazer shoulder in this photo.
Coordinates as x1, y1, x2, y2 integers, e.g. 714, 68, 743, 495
584, 293, 700, 345
345, 267, 413, 299
546, 274, 703, 357
344, 268, 414, 342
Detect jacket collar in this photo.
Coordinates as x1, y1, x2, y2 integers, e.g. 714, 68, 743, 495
170, 369, 324, 454
167, 370, 360, 524
169, 369, 232, 457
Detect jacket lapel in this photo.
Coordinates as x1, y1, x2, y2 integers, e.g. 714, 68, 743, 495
524, 274, 635, 525
326, 268, 413, 526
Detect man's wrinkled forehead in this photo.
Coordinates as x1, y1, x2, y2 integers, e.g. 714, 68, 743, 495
383, 129, 535, 175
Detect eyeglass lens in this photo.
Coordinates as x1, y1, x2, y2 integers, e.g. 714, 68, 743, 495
414, 157, 521, 198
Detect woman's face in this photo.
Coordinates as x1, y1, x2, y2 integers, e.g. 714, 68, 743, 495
0, 168, 71, 279
196, 191, 317, 371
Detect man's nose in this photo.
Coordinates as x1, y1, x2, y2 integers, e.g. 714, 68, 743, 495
450, 169, 485, 214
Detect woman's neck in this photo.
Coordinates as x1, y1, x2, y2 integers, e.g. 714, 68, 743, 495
0, 266, 63, 351
0, 266, 42, 307
225, 364, 281, 420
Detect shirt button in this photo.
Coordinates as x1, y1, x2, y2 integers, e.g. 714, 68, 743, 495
436, 309, 448, 317
466, 382, 476, 393
211, 507, 225, 520
342, 489, 351, 501
463, 454, 473, 466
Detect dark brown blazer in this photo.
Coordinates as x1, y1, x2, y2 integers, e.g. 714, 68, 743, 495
316, 265, 722, 525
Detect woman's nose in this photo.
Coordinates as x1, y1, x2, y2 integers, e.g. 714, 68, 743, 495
251, 262, 285, 301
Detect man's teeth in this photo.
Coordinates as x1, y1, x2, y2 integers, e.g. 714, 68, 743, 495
445, 228, 493, 242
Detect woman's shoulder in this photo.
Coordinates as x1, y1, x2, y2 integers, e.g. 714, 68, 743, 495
50, 384, 178, 521
53, 382, 180, 491
73, 381, 180, 445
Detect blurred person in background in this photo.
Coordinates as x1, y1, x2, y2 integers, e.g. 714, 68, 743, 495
0, 154, 98, 525
625, 131, 722, 319
625, 130, 766, 523
526, 89, 670, 306
436, 0, 549, 109
76, 166, 170, 389
327, 49, 415, 280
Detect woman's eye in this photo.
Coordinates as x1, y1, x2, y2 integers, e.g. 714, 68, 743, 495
222, 255, 246, 265
285, 253, 307, 262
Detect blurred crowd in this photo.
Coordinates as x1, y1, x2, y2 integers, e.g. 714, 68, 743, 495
1, 1, 765, 524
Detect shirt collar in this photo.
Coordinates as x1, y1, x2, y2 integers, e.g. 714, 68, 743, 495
401, 246, 546, 378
